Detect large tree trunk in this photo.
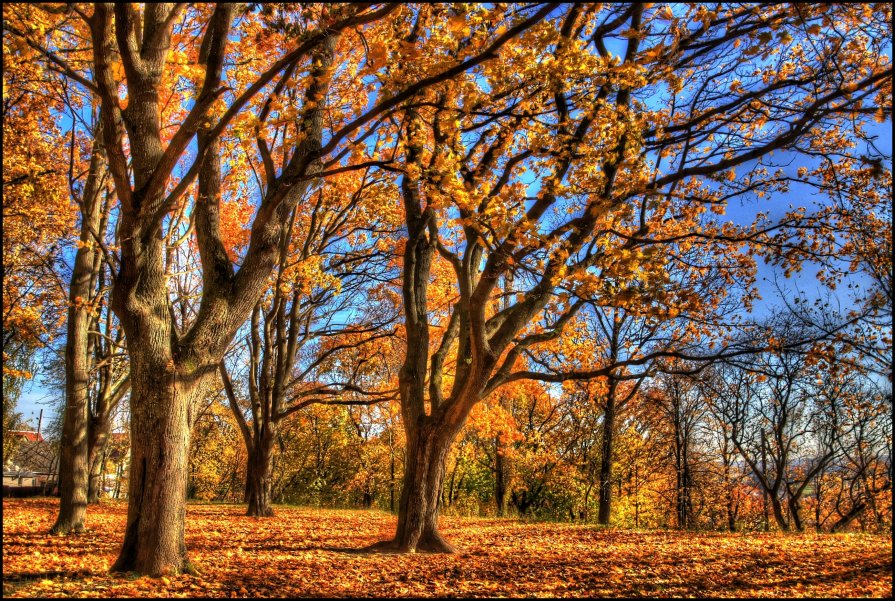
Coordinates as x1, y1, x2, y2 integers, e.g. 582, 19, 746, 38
387, 425, 456, 553
369, 415, 460, 553
111, 355, 208, 576
245, 428, 276, 517
597, 394, 616, 525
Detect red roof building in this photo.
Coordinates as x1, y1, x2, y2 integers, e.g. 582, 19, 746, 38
7, 430, 43, 443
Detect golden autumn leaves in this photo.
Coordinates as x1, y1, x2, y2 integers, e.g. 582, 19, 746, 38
3, 498, 892, 598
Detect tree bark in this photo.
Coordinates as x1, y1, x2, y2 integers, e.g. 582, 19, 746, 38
830, 501, 866, 533
245, 428, 276, 517
51, 137, 106, 535
87, 445, 106, 503
676, 449, 692, 529
724, 463, 737, 533
760, 430, 770, 531
86, 405, 116, 503
597, 390, 616, 525
770, 495, 790, 532
787, 495, 804, 532
726, 491, 737, 532
386, 424, 457, 552
495, 440, 509, 517
111, 354, 208, 576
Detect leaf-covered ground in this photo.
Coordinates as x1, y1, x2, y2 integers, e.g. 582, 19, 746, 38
2, 498, 891, 598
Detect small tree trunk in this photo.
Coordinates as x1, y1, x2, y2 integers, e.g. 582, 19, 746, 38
814, 480, 823, 531
495, 437, 509, 517
389, 450, 396, 513
87, 417, 112, 503
87, 451, 104, 504
52, 337, 90, 534
726, 484, 738, 532
582, 482, 592, 521
788, 495, 804, 532
597, 396, 616, 525
677, 460, 692, 529
760, 431, 770, 531
111, 359, 206, 576
727, 495, 737, 532
770, 495, 790, 532
722, 463, 736, 532
494, 391, 514, 517
51, 143, 106, 534
246, 429, 276, 517
113, 461, 123, 499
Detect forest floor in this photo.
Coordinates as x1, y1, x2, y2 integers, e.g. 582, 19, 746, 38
2, 498, 891, 598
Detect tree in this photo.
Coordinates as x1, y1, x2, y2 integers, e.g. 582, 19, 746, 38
52, 126, 109, 533
707, 316, 846, 532
219, 164, 399, 517
4, 5, 131, 529
699, 372, 750, 532
370, 3, 890, 551
819, 378, 891, 532
645, 370, 708, 529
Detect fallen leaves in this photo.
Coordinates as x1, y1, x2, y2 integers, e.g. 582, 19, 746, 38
2, 498, 892, 598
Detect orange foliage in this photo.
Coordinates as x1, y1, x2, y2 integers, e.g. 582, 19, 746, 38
2, 4, 77, 356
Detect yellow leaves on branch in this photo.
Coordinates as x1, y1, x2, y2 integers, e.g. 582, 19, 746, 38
2, 8, 75, 348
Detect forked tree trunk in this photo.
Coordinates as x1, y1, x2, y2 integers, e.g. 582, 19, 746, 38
111, 357, 208, 576
245, 429, 276, 517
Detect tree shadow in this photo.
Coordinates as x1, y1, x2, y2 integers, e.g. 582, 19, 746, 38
3, 569, 95, 582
